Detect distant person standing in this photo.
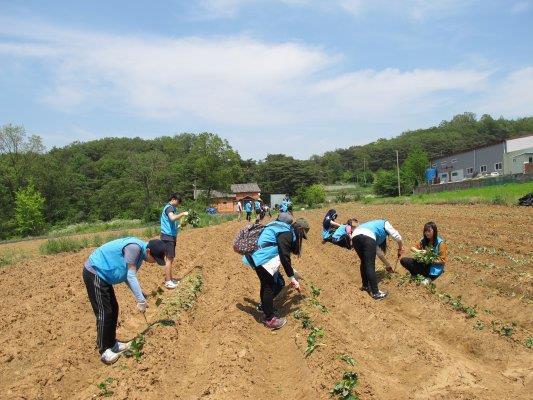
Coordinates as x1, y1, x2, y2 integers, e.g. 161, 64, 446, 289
254, 199, 263, 220
160, 193, 189, 289
244, 200, 253, 222
279, 195, 292, 213
83, 237, 167, 364
235, 201, 243, 221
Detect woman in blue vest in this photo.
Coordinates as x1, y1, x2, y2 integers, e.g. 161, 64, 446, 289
400, 222, 447, 282
243, 212, 310, 330
279, 195, 293, 213
351, 219, 404, 299
83, 237, 167, 365
322, 209, 340, 243
254, 199, 264, 221
160, 193, 189, 289
244, 201, 253, 221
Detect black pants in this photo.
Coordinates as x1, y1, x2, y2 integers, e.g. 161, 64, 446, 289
255, 266, 279, 320
400, 257, 431, 278
83, 268, 118, 354
352, 235, 379, 294
246, 212, 252, 221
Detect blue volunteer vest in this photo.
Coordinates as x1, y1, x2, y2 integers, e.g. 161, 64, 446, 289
332, 225, 348, 242
322, 228, 333, 240
244, 202, 252, 212
88, 237, 147, 284
242, 221, 295, 268
358, 219, 388, 245
428, 236, 444, 277
254, 200, 261, 211
160, 204, 178, 237
279, 200, 291, 212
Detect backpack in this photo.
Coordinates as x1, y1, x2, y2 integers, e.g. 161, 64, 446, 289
233, 223, 266, 255
233, 221, 288, 255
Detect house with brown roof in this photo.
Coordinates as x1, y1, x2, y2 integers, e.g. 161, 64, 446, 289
193, 183, 261, 213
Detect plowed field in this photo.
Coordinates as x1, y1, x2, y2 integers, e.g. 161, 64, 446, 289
0, 204, 531, 399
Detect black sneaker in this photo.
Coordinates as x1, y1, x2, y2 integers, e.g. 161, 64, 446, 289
360, 286, 370, 292
371, 290, 388, 300
256, 303, 278, 314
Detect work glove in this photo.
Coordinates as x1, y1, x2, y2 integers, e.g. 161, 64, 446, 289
183, 211, 189, 216
137, 301, 147, 313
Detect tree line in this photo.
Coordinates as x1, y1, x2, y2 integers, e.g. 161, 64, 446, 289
1, 113, 531, 239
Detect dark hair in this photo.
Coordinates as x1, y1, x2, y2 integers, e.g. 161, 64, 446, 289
421, 221, 438, 248
168, 193, 182, 202
346, 218, 358, 227
323, 209, 337, 230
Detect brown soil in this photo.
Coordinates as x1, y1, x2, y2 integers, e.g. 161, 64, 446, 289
0, 204, 531, 399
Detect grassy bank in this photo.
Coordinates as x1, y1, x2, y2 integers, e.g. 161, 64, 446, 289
363, 182, 533, 206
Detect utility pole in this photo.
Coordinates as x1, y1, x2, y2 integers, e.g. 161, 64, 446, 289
396, 150, 401, 197
363, 158, 367, 186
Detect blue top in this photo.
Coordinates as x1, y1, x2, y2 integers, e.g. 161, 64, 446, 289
88, 237, 147, 285
428, 236, 445, 277
242, 221, 295, 268
160, 203, 178, 237
244, 202, 252, 212
332, 224, 348, 242
358, 219, 388, 245
254, 200, 261, 210
279, 199, 292, 212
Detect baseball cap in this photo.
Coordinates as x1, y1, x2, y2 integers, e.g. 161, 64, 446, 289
294, 218, 310, 239
147, 239, 166, 266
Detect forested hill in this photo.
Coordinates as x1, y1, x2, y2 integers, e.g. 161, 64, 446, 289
318, 112, 533, 175
1, 113, 532, 239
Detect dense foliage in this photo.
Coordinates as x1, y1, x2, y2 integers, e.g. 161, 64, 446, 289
1, 113, 531, 239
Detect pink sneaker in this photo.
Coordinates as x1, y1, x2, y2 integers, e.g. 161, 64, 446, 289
263, 316, 287, 330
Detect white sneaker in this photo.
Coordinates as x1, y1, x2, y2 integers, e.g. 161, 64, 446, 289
100, 348, 120, 365
165, 280, 178, 289
421, 278, 431, 286
171, 278, 180, 285
112, 341, 131, 353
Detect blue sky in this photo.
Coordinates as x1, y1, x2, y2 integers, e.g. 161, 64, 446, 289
1, 0, 532, 159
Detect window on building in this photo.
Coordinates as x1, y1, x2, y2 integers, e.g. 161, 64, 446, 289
451, 158, 457, 163
432, 164, 436, 168
480, 165, 487, 173
466, 167, 474, 174
441, 161, 447, 166
513, 158, 516, 163
529, 157, 533, 163
451, 171, 458, 177
494, 162, 502, 171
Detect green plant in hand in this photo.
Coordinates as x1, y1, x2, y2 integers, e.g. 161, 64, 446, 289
183, 211, 200, 228
330, 371, 359, 400
413, 247, 439, 264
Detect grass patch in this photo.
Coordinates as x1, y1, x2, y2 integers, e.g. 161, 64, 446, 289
362, 182, 533, 206
40, 231, 132, 254
0, 249, 26, 267
48, 219, 146, 237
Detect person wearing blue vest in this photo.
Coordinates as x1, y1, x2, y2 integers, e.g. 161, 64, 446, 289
160, 193, 189, 289
400, 222, 447, 283
279, 195, 293, 213
322, 209, 340, 243
244, 200, 253, 221
243, 212, 310, 330
351, 219, 404, 299
254, 199, 263, 220
83, 237, 167, 365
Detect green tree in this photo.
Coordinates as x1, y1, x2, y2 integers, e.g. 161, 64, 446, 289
14, 182, 45, 236
301, 184, 326, 206
401, 145, 430, 193
373, 169, 398, 197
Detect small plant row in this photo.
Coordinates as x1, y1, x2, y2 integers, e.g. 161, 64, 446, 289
397, 273, 532, 348
331, 355, 359, 400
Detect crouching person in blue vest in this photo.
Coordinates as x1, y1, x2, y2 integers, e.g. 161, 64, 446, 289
243, 212, 310, 330
83, 237, 167, 365
351, 219, 404, 300
322, 209, 340, 243
400, 221, 446, 284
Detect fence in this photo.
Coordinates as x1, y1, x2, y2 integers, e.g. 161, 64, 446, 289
414, 174, 533, 194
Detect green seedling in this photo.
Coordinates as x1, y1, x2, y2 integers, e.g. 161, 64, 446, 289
473, 321, 484, 331
125, 335, 145, 361
500, 323, 516, 337
96, 377, 114, 397
293, 309, 313, 329
311, 284, 322, 298
525, 338, 533, 349
339, 354, 356, 366
310, 297, 329, 314
330, 371, 359, 400
413, 247, 439, 264
305, 327, 325, 356
183, 211, 200, 228
155, 298, 163, 307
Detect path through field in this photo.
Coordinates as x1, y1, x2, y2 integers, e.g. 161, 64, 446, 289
0, 204, 531, 399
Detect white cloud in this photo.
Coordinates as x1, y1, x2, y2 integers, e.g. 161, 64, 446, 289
475, 67, 533, 117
